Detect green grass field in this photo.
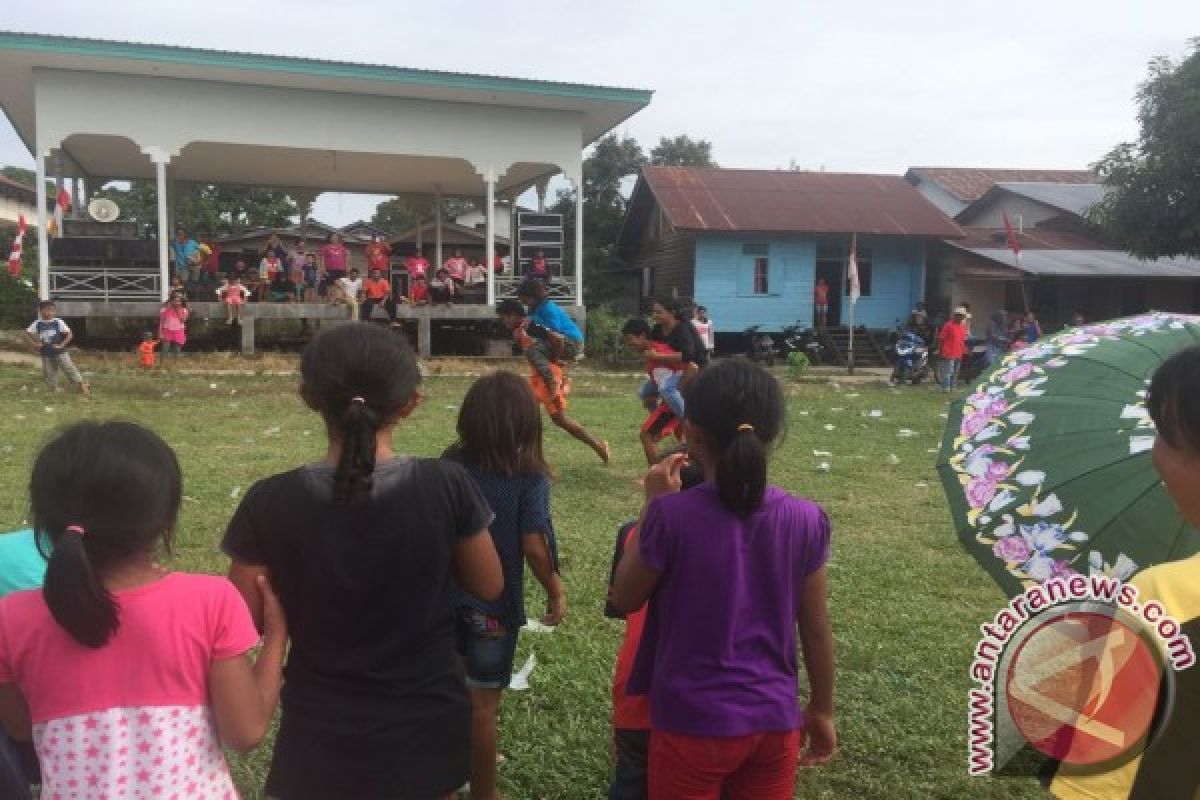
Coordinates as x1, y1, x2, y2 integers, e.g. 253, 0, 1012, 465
0, 357, 1043, 799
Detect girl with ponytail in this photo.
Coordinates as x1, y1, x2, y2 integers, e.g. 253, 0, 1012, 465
0, 420, 286, 799
223, 322, 503, 800
612, 359, 837, 799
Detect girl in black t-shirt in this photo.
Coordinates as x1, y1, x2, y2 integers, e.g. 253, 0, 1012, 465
222, 323, 503, 800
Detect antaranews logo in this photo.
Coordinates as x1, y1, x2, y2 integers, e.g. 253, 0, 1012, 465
967, 574, 1195, 777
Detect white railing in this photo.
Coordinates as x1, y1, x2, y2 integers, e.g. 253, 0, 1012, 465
49, 267, 161, 301
494, 274, 576, 303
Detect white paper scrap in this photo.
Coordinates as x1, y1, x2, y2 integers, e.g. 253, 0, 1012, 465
509, 652, 537, 691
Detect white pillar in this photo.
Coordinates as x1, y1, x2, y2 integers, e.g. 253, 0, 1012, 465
434, 187, 443, 269
35, 149, 50, 300
574, 179, 584, 307
485, 173, 496, 306
145, 148, 172, 302
72, 177, 83, 219
535, 178, 549, 213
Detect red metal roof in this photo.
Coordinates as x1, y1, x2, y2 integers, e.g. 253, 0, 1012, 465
953, 225, 1113, 250
906, 167, 1097, 203
642, 166, 963, 237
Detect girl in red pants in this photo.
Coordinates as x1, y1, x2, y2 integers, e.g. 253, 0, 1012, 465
612, 359, 837, 799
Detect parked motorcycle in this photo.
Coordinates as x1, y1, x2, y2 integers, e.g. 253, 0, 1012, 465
743, 325, 777, 366
890, 330, 930, 385
781, 321, 823, 366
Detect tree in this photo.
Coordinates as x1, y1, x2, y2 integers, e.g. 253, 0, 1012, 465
551, 134, 646, 305
649, 135, 717, 168
370, 196, 478, 235
91, 182, 298, 235
1091, 40, 1200, 259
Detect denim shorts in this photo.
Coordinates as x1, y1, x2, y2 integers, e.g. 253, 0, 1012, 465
456, 608, 520, 689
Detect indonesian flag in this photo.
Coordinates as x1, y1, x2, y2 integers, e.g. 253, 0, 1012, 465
7, 214, 25, 278
847, 232, 861, 304
1003, 211, 1022, 267
47, 188, 70, 238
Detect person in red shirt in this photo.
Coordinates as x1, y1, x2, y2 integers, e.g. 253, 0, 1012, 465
937, 306, 969, 393
814, 277, 830, 330
360, 268, 398, 323
364, 236, 392, 273
408, 273, 430, 305
528, 250, 550, 281
606, 455, 705, 800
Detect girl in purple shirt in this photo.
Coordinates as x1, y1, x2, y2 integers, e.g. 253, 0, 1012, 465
613, 359, 837, 800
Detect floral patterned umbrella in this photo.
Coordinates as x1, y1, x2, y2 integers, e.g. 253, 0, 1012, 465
938, 312, 1200, 598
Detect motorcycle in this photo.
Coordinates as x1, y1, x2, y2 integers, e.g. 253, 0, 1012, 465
890, 330, 930, 385
743, 325, 777, 366
781, 321, 823, 366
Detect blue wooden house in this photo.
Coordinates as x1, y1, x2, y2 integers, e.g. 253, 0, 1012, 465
616, 167, 964, 355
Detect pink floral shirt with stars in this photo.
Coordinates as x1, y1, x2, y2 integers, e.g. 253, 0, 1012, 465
0, 572, 260, 800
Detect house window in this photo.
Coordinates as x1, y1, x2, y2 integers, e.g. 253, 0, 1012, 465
753, 257, 770, 294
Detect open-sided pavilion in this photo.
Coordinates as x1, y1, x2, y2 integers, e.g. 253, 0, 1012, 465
0, 32, 652, 351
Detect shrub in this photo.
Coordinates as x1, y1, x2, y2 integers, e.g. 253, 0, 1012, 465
585, 305, 638, 368
787, 350, 811, 379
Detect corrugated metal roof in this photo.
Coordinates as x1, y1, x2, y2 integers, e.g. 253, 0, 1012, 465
954, 225, 1112, 251
949, 243, 1200, 278
906, 167, 1097, 203
642, 167, 964, 237
991, 182, 1106, 216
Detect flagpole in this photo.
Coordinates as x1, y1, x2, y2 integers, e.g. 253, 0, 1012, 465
846, 233, 857, 375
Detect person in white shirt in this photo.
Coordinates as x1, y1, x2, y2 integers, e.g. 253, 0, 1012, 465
464, 260, 488, 287
692, 305, 716, 356
337, 269, 364, 321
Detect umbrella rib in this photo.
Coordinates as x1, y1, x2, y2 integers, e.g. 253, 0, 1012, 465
1062, 476, 1164, 567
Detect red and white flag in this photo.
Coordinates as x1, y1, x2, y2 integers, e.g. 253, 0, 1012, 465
7, 214, 26, 278
1003, 211, 1022, 267
47, 188, 70, 238
846, 233, 861, 304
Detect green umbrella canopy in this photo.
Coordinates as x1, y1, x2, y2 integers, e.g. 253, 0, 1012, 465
938, 312, 1200, 598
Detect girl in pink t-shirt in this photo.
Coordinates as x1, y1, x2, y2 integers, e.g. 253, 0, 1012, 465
0, 421, 286, 800
158, 293, 190, 359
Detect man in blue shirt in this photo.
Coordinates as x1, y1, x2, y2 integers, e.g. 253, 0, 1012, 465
516, 280, 582, 392
170, 227, 201, 282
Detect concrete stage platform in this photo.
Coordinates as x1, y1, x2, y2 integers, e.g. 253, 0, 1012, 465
54, 301, 586, 356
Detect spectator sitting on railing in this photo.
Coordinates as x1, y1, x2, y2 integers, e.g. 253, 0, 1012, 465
465, 259, 487, 288
528, 250, 551, 282
430, 267, 456, 306
270, 271, 299, 303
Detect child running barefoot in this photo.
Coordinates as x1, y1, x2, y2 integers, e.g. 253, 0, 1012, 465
497, 299, 609, 464
222, 323, 503, 800
0, 421, 286, 800
622, 318, 686, 465
445, 372, 566, 800
217, 274, 249, 325
613, 359, 837, 799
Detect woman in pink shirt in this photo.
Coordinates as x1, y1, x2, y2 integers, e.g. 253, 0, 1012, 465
0, 421, 286, 800
320, 233, 349, 282
158, 292, 190, 360
443, 249, 468, 284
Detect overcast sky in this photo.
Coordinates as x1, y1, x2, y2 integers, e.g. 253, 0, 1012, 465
2, 0, 1195, 225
